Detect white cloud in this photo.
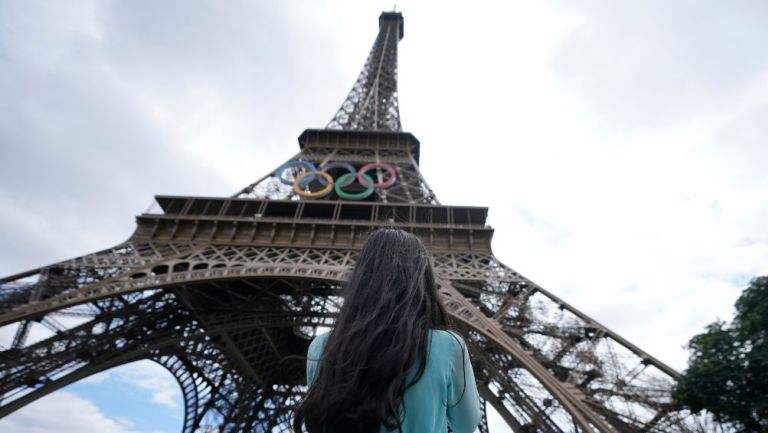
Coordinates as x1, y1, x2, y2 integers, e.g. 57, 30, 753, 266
0, 391, 145, 433
400, 0, 768, 371
80, 371, 111, 384
0, 362, 181, 432
113, 361, 182, 410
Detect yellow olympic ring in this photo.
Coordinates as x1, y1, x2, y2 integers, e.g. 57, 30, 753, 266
293, 171, 334, 198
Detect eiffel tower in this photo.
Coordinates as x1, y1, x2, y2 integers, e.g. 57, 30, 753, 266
1, 11, 710, 433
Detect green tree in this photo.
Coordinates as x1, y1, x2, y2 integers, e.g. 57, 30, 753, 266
674, 276, 768, 432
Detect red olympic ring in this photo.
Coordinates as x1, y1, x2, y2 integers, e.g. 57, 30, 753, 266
357, 162, 397, 188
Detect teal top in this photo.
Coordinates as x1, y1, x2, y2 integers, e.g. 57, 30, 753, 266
306, 329, 482, 433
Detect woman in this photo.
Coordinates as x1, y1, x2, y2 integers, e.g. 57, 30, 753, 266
292, 228, 482, 433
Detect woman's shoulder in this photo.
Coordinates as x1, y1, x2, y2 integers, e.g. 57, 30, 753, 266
429, 328, 466, 350
430, 328, 462, 338
313, 330, 331, 341
308, 331, 331, 356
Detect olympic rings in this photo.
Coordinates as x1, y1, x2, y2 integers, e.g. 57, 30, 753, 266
276, 160, 317, 186
276, 159, 397, 200
335, 172, 374, 200
358, 162, 397, 188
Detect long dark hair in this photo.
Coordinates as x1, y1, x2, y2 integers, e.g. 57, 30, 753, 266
292, 228, 455, 433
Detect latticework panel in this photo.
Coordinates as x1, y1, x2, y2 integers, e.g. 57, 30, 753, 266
0, 242, 199, 312
0, 247, 529, 326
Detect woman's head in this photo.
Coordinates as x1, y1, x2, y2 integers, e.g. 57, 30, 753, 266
292, 228, 453, 433
337, 227, 448, 333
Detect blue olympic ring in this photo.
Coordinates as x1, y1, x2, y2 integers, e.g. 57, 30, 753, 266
276, 160, 317, 186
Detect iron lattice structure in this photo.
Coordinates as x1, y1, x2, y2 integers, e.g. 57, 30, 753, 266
0, 11, 716, 433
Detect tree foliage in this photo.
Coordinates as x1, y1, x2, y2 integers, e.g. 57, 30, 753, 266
674, 276, 768, 432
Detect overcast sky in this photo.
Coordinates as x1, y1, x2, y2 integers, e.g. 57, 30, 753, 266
1, 1, 767, 432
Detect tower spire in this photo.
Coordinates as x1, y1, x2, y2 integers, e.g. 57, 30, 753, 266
327, 12, 403, 132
